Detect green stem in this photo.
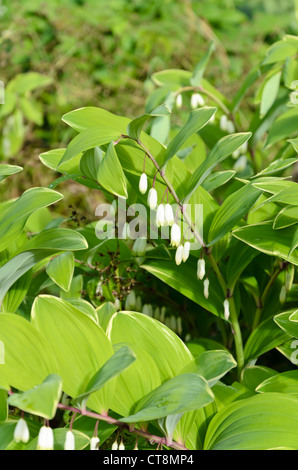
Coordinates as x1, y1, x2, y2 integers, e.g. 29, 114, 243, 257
229, 296, 244, 379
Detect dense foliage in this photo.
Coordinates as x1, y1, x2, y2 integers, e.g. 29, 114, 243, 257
0, 0, 298, 451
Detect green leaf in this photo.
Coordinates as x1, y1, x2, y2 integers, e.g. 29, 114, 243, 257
97, 142, 128, 198
121, 373, 214, 423
208, 183, 262, 246
31, 295, 115, 414
0, 390, 7, 422
141, 258, 223, 317
97, 302, 117, 332
8, 374, 62, 419
204, 393, 298, 449
242, 366, 278, 392
269, 186, 298, 206
79, 147, 103, 180
226, 241, 259, 290
58, 127, 120, 168
274, 206, 298, 229
2, 270, 32, 313
0, 188, 63, 251
232, 222, 298, 266
7, 72, 52, 94
274, 309, 298, 338
202, 170, 235, 192
260, 71, 281, 118
21, 228, 88, 252
190, 42, 215, 87
266, 108, 298, 147
253, 158, 298, 177
73, 346, 136, 410
262, 37, 298, 65
163, 108, 216, 165
185, 133, 251, 201
0, 314, 57, 391
46, 252, 74, 292
62, 107, 130, 133
151, 69, 192, 90
181, 350, 237, 387
244, 317, 291, 363
257, 370, 298, 396
0, 164, 22, 183
127, 104, 171, 141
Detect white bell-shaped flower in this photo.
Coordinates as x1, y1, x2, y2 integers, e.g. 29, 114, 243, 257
203, 278, 209, 299
148, 188, 158, 210
176, 94, 183, 109
197, 259, 205, 280
223, 299, 230, 321
125, 291, 136, 310
37, 426, 54, 450
171, 223, 181, 247
219, 114, 228, 131
119, 440, 125, 450
111, 439, 119, 450
90, 436, 100, 450
14, 418, 30, 444
142, 304, 153, 317
64, 430, 75, 450
191, 93, 205, 109
164, 204, 174, 226
226, 120, 235, 133
234, 155, 247, 173
132, 237, 147, 256
135, 295, 142, 311
139, 173, 148, 194
156, 204, 165, 227
182, 241, 190, 262
175, 245, 183, 265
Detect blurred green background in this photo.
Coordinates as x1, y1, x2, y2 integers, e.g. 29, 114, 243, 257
0, 0, 297, 205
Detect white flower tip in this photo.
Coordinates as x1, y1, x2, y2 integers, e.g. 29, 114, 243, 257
182, 241, 190, 262
156, 204, 165, 227
176, 94, 183, 109
203, 278, 209, 299
148, 188, 158, 210
37, 426, 54, 450
175, 245, 183, 265
224, 299, 230, 321
171, 223, 181, 247
139, 173, 148, 194
14, 418, 30, 444
164, 204, 174, 226
197, 259, 206, 280
111, 440, 119, 450
90, 436, 100, 450
119, 441, 125, 450
64, 430, 75, 450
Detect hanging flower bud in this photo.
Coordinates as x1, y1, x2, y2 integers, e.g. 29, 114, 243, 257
160, 306, 166, 323
142, 304, 153, 317
111, 439, 119, 450
203, 278, 209, 299
114, 298, 121, 310
232, 149, 240, 159
182, 241, 190, 262
185, 333, 191, 342
223, 299, 230, 321
226, 120, 235, 133
177, 316, 183, 335
156, 204, 165, 227
90, 436, 100, 450
279, 285, 287, 304
148, 188, 158, 210
176, 94, 183, 109
132, 237, 147, 256
197, 259, 205, 280
170, 315, 177, 331
191, 92, 205, 109
139, 173, 148, 194
175, 245, 183, 265
119, 440, 125, 450
171, 223, 181, 247
14, 418, 30, 444
37, 426, 54, 450
64, 430, 75, 450
164, 204, 174, 226
135, 296, 142, 311
125, 291, 136, 310
219, 115, 228, 131
154, 306, 160, 320
233, 155, 247, 173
